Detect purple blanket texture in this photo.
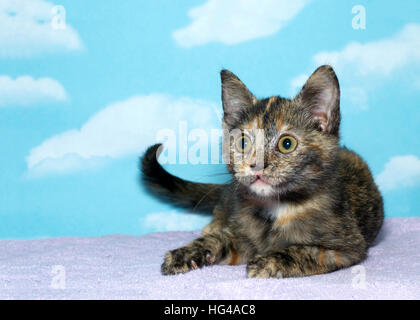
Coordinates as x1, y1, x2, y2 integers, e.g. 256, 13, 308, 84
0, 218, 419, 299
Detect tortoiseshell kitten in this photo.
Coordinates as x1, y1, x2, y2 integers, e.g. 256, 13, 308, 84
141, 65, 384, 278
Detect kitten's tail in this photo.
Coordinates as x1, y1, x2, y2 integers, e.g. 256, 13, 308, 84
140, 144, 224, 214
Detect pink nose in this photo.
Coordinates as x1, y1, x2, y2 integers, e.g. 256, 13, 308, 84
253, 169, 263, 176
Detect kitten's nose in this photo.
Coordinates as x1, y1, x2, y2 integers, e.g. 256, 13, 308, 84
253, 170, 263, 177
250, 163, 265, 173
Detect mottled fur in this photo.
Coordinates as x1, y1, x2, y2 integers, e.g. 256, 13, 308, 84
141, 65, 384, 278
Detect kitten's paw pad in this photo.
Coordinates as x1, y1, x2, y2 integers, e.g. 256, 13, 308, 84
161, 248, 213, 275
247, 256, 283, 279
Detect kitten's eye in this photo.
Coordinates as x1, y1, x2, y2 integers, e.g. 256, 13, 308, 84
278, 135, 297, 154
236, 134, 252, 153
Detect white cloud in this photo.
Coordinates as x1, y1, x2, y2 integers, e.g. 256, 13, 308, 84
0, 0, 83, 58
290, 74, 369, 110
173, 0, 310, 47
290, 73, 309, 95
141, 211, 211, 232
0, 75, 67, 107
342, 87, 368, 111
376, 155, 420, 192
313, 24, 420, 76
26, 94, 218, 175
290, 24, 420, 110
25, 154, 110, 179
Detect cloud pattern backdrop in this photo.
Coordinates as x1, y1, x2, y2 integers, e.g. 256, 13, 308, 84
0, 0, 419, 239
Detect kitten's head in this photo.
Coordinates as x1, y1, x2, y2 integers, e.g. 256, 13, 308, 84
221, 65, 340, 200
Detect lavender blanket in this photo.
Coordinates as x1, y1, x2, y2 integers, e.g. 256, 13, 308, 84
1, 218, 419, 299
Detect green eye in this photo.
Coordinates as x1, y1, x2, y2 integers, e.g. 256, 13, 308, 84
236, 134, 252, 153
278, 135, 297, 154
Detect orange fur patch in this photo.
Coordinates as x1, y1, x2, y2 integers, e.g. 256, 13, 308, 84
316, 248, 327, 274
275, 214, 294, 226
274, 210, 311, 227
266, 96, 277, 112
334, 252, 342, 267
319, 248, 326, 267
276, 114, 284, 131
229, 248, 240, 265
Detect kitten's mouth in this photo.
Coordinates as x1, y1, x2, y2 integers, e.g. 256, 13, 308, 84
247, 175, 275, 197
253, 176, 270, 185
248, 174, 293, 195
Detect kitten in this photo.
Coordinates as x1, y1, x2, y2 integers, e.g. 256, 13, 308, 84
141, 65, 384, 278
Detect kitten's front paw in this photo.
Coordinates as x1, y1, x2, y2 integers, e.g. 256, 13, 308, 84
247, 255, 283, 278
161, 247, 215, 275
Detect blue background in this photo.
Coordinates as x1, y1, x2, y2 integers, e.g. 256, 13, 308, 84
1, 0, 419, 239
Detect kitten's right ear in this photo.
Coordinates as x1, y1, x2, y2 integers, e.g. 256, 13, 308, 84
294, 65, 341, 136
221, 69, 254, 127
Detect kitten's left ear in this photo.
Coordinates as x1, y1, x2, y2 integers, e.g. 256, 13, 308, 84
294, 65, 340, 135
221, 69, 255, 128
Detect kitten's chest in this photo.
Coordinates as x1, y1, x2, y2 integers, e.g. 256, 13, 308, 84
232, 202, 314, 255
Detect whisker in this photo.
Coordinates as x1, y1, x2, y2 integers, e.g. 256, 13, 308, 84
198, 172, 231, 178
192, 173, 231, 183
192, 183, 228, 212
